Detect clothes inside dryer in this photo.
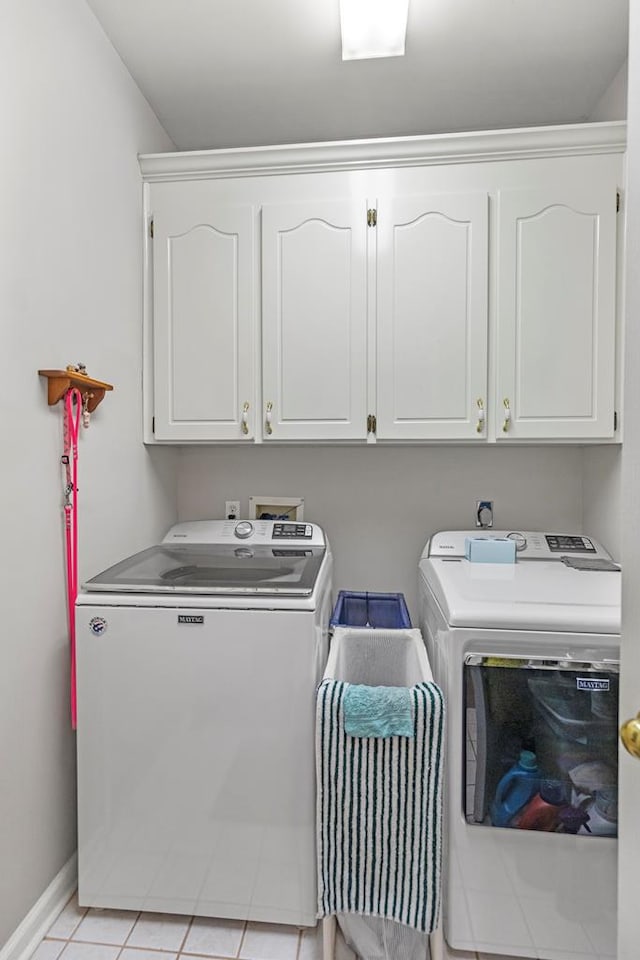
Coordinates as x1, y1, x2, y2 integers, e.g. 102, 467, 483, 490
464, 655, 619, 836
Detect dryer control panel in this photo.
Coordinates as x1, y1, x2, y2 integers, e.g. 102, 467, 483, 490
425, 530, 612, 561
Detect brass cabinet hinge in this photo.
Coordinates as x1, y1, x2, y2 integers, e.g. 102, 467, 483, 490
149, 218, 154, 238
367, 413, 377, 434
367, 208, 377, 227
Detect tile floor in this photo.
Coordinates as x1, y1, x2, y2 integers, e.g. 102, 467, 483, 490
30, 894, 535, 960
31, 895, 359, 960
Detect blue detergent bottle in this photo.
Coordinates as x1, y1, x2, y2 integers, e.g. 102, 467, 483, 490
490, 750, 540, 827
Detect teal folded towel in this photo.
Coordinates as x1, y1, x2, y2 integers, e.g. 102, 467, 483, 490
343, 683, 414, 738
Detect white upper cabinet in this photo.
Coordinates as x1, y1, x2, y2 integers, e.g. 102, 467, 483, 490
261, 201, 369, 440
142, 124, 624, 444
152, 188, 256, 441
376, 193, 489, 440
495, 180, 618, 440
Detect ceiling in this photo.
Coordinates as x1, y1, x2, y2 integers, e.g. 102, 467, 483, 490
85, 0, 628, 152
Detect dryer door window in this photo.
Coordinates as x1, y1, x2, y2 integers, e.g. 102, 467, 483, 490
464, 654, 619, 837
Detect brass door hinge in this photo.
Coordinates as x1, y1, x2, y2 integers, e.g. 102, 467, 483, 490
149, 218, 154, 238
367, 413, 377, 434
367, 208, 377, 227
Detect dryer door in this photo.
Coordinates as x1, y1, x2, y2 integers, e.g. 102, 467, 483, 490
464, 654, 619, 836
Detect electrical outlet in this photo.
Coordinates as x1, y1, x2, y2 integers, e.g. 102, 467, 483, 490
476, 500, 494, 528
225, 500, 240, 520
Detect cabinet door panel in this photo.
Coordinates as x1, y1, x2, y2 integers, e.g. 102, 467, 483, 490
152, 190, 255, 441
376, 194, 489, 439
262, 202, 368, 440
169, 226, 237, 421
496, 183, 617, 439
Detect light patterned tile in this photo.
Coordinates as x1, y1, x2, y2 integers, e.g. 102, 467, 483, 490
120, 950, 177, 960
72, 908, 138, 945
58, 944, 121, 960
239, 922, 299, 960
477, 954, 534, 960
334, 927, 356, 960
127, 914, 191, 952
46, 895, 88, 940
182, 917, 245, 958
29, 941, 66, 960
527, 952, 597, 960
444, 945, 477, 960
300, 921, 354, 960
297, 924, 321, 960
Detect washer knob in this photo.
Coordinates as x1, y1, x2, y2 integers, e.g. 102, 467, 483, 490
506, 531, 527, 552
234, 520, 254, 540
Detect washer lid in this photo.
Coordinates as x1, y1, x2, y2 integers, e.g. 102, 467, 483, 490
83, 542, 326, 596
419, 553, 621, 634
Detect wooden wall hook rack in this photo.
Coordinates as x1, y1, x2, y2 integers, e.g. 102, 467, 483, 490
38, 368, 114, 412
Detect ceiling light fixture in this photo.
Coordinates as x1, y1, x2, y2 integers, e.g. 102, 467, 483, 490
340, 0, 409, 60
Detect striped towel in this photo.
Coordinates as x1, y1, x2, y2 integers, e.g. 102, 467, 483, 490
316, 679, 445, 933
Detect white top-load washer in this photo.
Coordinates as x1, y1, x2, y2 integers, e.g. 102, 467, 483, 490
418, 531, 621, 960
76, 519, 332, 927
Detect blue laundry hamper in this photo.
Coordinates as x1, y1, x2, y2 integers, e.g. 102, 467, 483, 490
330, 591, 412, 630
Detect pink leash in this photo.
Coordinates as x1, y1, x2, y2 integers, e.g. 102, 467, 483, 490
63, 388, 82, 729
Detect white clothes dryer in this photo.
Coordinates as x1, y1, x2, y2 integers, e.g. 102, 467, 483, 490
418, 531, 620, 960
76, 519, 332, 927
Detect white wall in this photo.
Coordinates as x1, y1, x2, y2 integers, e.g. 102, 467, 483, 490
589, 59, 628, 121
582, 54, 627, 562
0, 0, 177, 945
583, 446, 622, 559
177, 445, 584, 619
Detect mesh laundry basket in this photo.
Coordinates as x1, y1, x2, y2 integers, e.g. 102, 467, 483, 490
324, 626, 428, 686
318, 627, 444, 960
338, 915, 429, 960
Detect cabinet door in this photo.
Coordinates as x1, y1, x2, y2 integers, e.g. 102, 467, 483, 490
376, 193, 489, 440
496, 182, 617, 440
261, 201, 368, 440
152, 189, 255, 441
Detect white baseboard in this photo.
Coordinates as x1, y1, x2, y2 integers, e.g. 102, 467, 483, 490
0, 854, 77, 960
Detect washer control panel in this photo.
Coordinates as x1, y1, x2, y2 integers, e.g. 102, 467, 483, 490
163, 519, 324, 547
272, 523, 313, 539
545, 534, 596, 553
426, 530, 611, 561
